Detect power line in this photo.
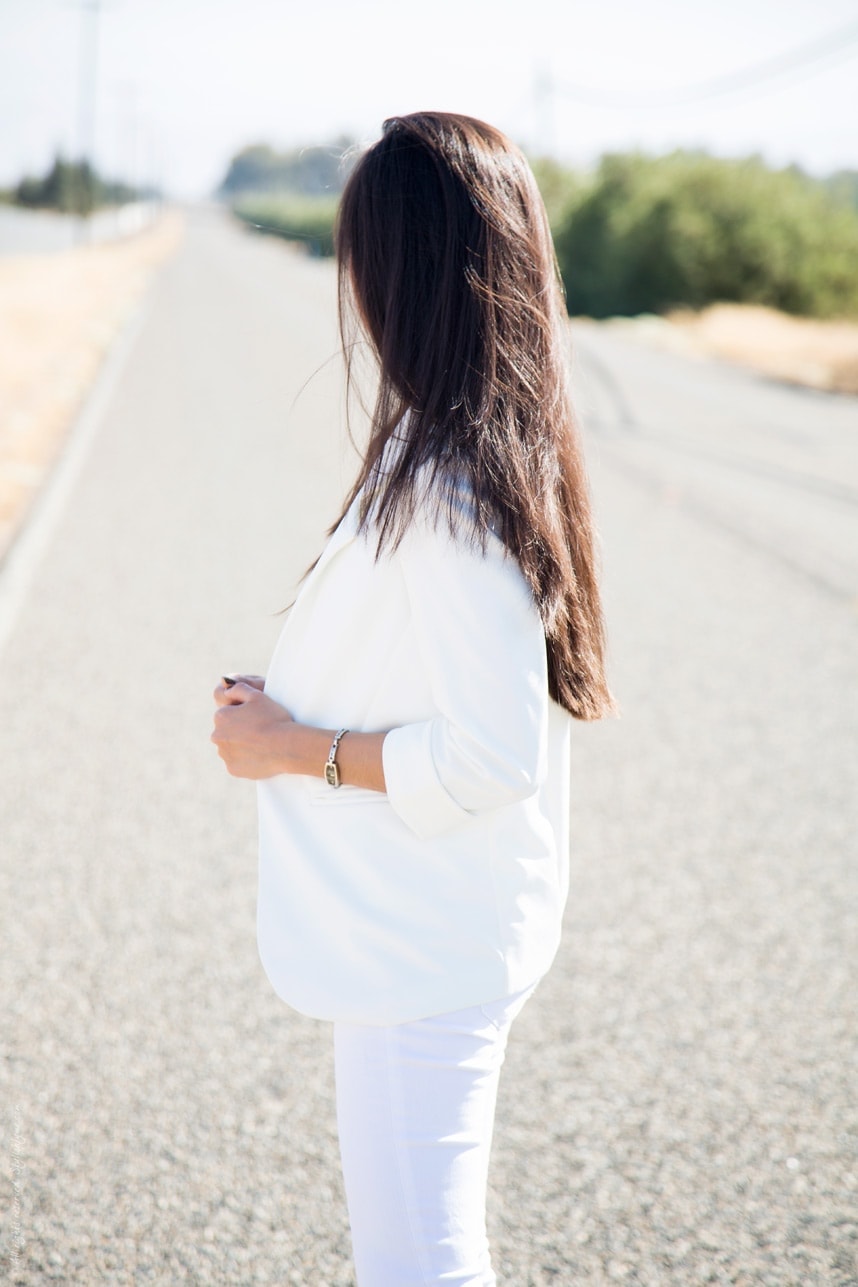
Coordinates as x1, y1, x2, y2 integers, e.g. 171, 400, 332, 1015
552, 17, 858, 109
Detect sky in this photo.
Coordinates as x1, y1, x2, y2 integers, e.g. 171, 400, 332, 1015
1, 0, 857, 199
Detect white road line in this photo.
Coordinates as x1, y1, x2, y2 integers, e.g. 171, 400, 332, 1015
0, 290, 154, 659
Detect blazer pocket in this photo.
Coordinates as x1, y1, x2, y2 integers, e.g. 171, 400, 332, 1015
308, 784, 389, 807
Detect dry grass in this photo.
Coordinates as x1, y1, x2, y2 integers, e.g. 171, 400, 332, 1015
0, 210, 185, 559
667, 303, 858, 396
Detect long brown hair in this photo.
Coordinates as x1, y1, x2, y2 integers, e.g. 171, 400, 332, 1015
334, 111, 614, 720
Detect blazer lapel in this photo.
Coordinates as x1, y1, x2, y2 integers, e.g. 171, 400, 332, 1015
281, 423, 408, 638
280, 499, 362, 637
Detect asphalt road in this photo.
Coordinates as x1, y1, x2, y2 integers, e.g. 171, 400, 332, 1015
1, 205, 856, 1286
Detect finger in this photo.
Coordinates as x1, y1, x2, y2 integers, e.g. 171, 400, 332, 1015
224, 681, 259, 702
213, 703, 237, 729
214, 682, 253, 707
214, 684, 238, 707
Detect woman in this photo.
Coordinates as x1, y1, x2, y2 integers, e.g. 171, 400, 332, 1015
212, 111, 613, 1286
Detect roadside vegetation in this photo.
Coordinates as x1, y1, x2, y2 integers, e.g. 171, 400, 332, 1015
0, 153, 150, 216
0, 212, 184, 559
219, 142, 353, 258
220, 142, 858, 321
553, 152, 858, 319
231, 193, 339, 257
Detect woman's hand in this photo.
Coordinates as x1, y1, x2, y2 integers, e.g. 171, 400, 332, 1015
212, 676, 389, 791
211, 678, 295, 779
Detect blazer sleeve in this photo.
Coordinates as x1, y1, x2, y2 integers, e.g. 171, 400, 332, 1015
381, 507, 549, 841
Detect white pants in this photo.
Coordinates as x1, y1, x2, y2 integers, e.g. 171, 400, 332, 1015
333, 982, 538, 1286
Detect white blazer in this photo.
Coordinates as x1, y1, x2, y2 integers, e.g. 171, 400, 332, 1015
257, 470, 572, 1025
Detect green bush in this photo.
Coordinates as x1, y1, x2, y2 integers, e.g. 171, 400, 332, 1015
11, 154, 143, 214
232, 193, 339, 257
552, 151, 858, 319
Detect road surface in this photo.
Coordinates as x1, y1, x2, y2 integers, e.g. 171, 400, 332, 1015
1, 206, 856, 1285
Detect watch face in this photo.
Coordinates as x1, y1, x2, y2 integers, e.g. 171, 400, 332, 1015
324, 761, 339, 788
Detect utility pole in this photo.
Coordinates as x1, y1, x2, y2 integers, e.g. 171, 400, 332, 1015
73, 0, 102, 239
533, 61, 556, 160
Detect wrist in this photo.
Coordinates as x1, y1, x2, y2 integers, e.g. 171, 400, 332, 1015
280, 720, 334, 780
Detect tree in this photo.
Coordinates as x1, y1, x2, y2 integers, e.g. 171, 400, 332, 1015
216, 140, 356, 198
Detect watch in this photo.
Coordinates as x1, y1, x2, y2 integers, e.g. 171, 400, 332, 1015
324, 728, 349, 788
